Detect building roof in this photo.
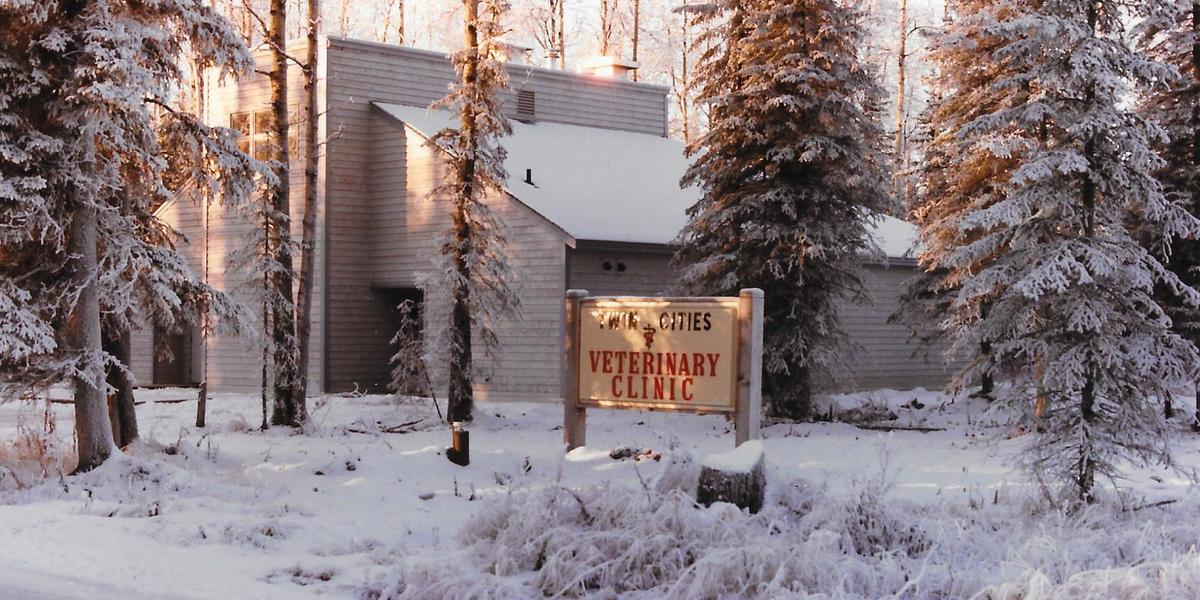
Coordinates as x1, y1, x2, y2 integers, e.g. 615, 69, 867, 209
373, 102, 917, 259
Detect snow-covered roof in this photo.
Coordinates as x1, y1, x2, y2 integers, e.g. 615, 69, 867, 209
373, 102, 917, 258
869, 214, 918, 260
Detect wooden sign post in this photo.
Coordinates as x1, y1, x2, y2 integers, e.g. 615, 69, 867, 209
563, 288, 763, 450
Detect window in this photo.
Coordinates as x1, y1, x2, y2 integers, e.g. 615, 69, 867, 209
230, 109, 274, 161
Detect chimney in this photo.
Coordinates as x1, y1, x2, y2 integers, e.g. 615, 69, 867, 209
494, 40, 533, 64
579, 56, 639, 80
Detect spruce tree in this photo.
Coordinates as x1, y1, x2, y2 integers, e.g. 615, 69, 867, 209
899, 0, 1026, 398
428, 0, 519, 423
0, 0, 259, 470
676, 0, 891, 419
1137, 1, 1200, 425
928, 0, 1200, 501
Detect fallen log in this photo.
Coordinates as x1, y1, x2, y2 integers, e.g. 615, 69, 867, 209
854, 424, 945, 433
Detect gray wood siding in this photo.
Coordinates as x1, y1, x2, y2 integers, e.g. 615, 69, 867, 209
130, 326, 153, 385
566, 246, 677, 296
130, 41, 327, 394
322, 37, 661, 397
361, 112, 570, 400
567, 249, 963, 392
833, 264, 966, 391
325, 38, 667, 136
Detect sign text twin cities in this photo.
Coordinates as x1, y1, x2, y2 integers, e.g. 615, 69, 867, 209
563, 289, 763, 451
578, 300, 738, 411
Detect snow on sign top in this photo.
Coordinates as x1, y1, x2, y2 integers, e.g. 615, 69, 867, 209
373, 102, 917, 257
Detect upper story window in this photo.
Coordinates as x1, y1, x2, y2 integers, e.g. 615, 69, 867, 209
230, 110, 273, 161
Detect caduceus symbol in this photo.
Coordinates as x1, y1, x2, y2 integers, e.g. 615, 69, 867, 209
642, 325, 656, 349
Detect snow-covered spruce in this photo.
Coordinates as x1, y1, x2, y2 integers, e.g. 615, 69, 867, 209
675, 0, 893, 419
920, 0, 1200, 501
416, 0, 520, 424
897, 0, 1021, 393
1136, 1, 1200, 416
0, 1, 261, 470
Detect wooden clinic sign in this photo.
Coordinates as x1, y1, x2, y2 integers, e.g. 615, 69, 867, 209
562, 289, 763, 450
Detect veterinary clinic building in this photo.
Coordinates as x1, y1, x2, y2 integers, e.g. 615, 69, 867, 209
130, 37, 958, 400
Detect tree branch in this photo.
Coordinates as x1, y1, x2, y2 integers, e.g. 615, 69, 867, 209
240, 0, 309, 72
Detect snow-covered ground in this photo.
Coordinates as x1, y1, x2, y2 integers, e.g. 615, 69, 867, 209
3, 388, 1200, 599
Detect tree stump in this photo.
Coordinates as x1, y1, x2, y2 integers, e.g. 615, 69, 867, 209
697, 441, 766, 514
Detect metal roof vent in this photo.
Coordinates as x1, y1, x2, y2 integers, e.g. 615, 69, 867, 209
516, 89, 536, 123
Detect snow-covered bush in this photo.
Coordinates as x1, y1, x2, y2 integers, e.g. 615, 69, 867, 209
0, 401, 73, 489
370, 476, 1200, 599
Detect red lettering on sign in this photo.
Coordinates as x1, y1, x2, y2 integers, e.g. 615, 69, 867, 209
611, 376, 622, 398
602, 351, 613, 373
677, 356, 690, 376
707, 353, 720, 375
692, 353, 705, 377
589, 351, 601, 373
682, 378, 694, 401
628, 351, 639, 375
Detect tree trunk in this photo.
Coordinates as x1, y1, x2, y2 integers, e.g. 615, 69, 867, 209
631, 0, 639, 81
269, 0, 300, 427
1078, 375, 1096, 502
1076, 0, 1099, 504
397, 0, 405, 45
448, 0, 480, 424
1193, 383, 1199, 432
196, 55, 210, 430
766, 363, 812, 420
979, 301, 993, 398
1034, 354, 1047, 431
678, 2, 691, 145
293, 0, 320, 422
556, 0, 565, 69
980, 341, 994, 398
1191, 3, 1199, 433
894, 0, 908, 206
103, 328, 138, 448
67, 203, 116, 473
697, 442, 766, 514
600, 0, 615, 56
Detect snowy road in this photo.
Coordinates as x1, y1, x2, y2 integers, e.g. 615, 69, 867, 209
4, 563, 198, 600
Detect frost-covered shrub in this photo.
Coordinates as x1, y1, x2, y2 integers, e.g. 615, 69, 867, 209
979, 553, 1200, 599
371, 477, 1200, 599
369, 557, 531, 600
0, 403, 74, 489
833, 487, 928, 558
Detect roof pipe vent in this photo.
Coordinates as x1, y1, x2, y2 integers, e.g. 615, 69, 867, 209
524, 168, 534, 186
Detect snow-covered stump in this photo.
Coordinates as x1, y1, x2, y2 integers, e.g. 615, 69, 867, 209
697, 441, 766, 514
